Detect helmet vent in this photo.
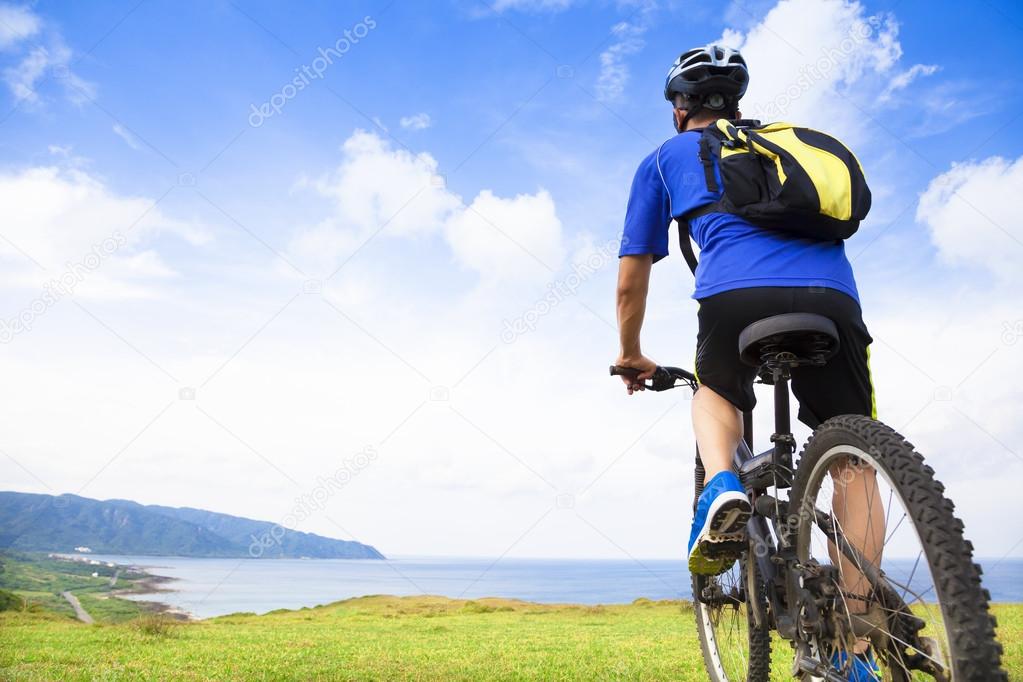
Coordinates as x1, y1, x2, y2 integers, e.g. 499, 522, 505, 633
663, 44, 749, 102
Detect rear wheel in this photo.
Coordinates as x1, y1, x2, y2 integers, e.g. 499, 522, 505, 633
693, 549, 771, 682
789, 415, 1005, 681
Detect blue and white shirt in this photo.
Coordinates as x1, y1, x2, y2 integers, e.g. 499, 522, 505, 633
619, 129, 861, 303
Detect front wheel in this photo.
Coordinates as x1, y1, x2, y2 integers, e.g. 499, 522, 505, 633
789, 415, 1006, 681
693, 548, 772, 682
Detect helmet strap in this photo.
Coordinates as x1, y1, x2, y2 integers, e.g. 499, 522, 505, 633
676, 98, 703, 133
680, 105, 701, 132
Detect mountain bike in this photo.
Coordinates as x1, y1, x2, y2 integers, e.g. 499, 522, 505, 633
611, 312, 1006, 681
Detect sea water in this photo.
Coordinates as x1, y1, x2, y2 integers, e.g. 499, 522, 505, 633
89, 554, 1023, 620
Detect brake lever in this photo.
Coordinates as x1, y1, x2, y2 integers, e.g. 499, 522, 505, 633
608, 365, 677, 392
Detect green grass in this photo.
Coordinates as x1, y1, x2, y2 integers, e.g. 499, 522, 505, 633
1, 553, 1019, 679
0, 553, 113, 594
0, 552, 157, 626
1, 595, 1021, 681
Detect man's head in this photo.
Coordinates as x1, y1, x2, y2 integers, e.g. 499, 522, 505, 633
664, 45, 748, 133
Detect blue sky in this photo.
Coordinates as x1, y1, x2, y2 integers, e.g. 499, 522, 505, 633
1, 0, 1022, 560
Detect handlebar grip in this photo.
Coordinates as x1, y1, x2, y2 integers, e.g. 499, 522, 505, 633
610, 364, 696, 392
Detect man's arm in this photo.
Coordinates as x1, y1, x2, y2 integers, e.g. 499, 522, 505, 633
615, 254, 657, 393
613, 149, 669, 393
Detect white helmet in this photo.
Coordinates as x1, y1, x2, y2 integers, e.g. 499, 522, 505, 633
664, 44, 749, 103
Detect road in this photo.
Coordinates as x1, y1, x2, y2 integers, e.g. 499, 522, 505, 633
60, 591, 94, 624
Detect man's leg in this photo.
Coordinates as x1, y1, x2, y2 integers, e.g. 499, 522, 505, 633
830, 458, 886, 655
692, 385, 743, 479
688, 290, 765, 574
688, 384, 749, 574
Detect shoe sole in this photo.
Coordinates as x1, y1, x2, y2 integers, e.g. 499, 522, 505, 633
688, 491, 752, 575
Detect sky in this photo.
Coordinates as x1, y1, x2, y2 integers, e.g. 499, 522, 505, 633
1, 0, 1022, 561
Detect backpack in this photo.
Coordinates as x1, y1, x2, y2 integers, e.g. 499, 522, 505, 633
677, 119, 871, 274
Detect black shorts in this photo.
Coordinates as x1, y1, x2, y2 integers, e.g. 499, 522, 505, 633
695, 287, 875, 429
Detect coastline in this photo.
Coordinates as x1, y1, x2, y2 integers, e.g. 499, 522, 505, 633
38, 553, 1023, 622
45, 553, 196, 621
110, 565, 195, 621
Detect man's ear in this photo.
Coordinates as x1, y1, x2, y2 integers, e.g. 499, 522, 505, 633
673, 107, 686, 132
735, 109, 742, 120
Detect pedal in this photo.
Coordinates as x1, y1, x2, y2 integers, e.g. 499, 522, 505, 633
703, 531, 746, 544
701, 533, 745, 559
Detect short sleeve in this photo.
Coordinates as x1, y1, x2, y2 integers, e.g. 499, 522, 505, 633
619, 150, 671, 263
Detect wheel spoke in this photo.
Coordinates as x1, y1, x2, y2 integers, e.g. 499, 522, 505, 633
795, 442, 959, 682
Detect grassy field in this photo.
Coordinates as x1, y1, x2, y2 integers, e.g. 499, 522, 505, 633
1, 552, 1020, 680
2, 594, 1021, 681
0, 552, 156, 625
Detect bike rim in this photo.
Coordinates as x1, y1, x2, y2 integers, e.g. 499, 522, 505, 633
695, 560, 756, 681
795, 443, 954, 681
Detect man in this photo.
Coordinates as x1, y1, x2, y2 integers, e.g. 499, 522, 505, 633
613, 45, 883, 679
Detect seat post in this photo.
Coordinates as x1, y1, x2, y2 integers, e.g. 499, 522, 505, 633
770, 365, 795, 485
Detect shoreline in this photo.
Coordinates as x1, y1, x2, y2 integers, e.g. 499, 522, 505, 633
47, 554, 197, 621
43, 554, 1023, 622
110, 566, 196, 621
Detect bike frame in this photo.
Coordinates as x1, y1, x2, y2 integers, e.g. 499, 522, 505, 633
611, 361, 958, 680
695, 362, 802, 642
612, 363, 846, 645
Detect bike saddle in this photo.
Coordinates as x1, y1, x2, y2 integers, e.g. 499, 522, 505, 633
738, 313, 840, 369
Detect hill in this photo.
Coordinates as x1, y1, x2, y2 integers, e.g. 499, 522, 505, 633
0, 491, 383, 559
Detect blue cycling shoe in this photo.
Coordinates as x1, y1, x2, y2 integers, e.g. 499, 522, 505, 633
830, 647, 882, 681
687, 471, 752, 575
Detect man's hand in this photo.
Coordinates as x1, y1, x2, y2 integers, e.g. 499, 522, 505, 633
613, 353, 658, 395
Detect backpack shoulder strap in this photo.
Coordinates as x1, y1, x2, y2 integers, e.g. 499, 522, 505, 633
676, 203, 718, 275
697, 133, 719, 194
677, 219, 698, 275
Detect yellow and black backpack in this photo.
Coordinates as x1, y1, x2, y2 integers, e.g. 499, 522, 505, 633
678, 118, 871, 273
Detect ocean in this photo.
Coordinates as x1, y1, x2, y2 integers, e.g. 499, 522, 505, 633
88, 554, 1023, 620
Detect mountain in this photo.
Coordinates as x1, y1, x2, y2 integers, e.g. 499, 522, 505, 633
0, 491, 384, 559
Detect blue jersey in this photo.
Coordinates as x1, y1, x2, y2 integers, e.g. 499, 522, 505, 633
619, 130, 860, 303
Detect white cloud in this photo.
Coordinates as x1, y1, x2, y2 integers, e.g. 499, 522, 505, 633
595, 20, 647, 102
321, 131, 455, 237
290, 130, 564, 282
880, 62, 938, 102
0, 165, 209, 296
720, 0, 904, 146
112, 123, 141, 150
0, 6, 95, 106
445, 189, 564, 282
916, 155, 1023, 282
399, 112, 432, 130
2, 43, 47, 101
0, 3, 39, 48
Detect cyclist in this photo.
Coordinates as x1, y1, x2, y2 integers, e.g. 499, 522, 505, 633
613, 44, 883, 680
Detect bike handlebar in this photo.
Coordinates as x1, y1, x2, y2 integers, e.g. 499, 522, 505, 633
609, 365, 698, 392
